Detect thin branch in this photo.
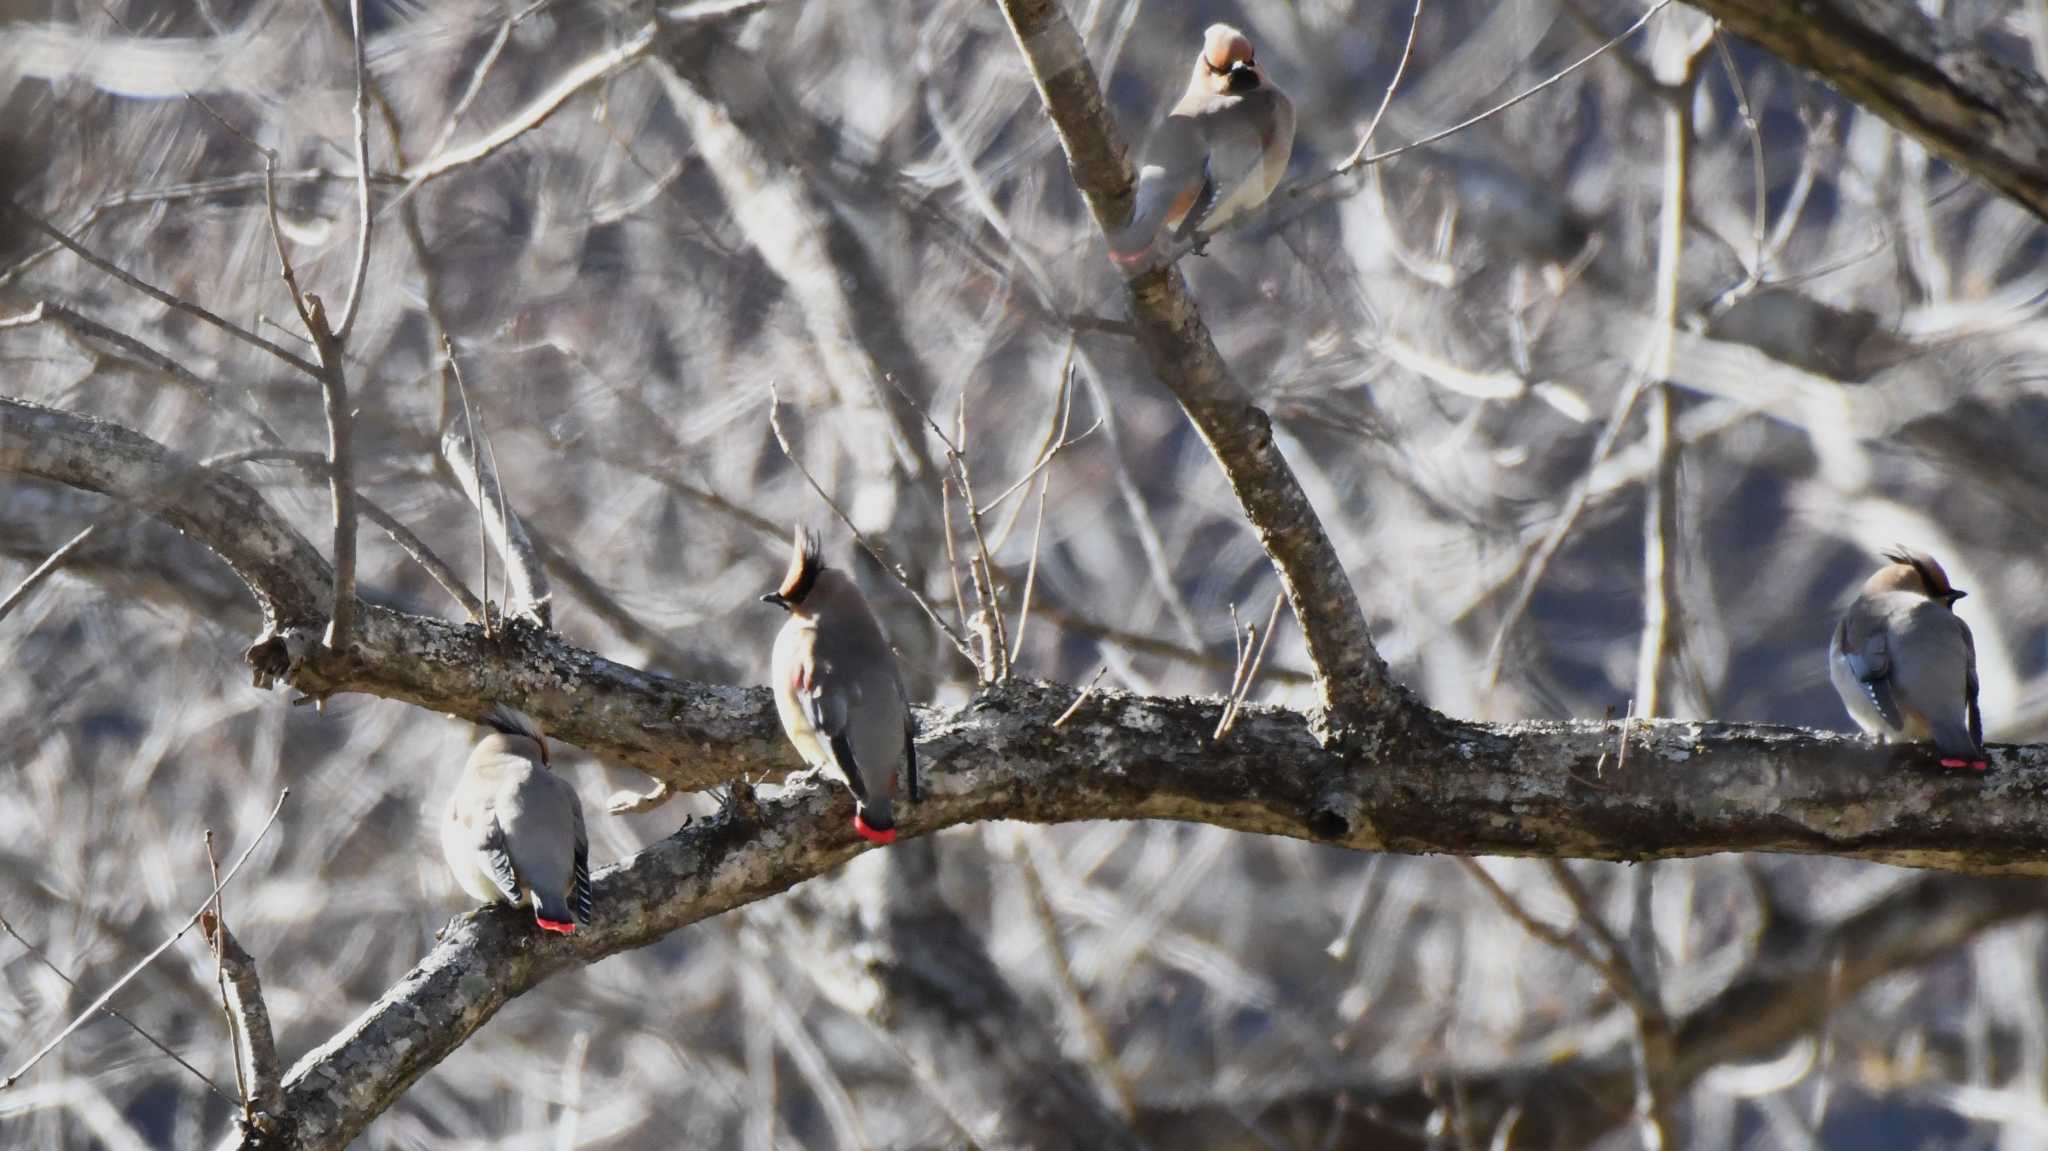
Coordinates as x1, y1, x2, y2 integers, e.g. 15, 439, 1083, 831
397, 23, 658, 192
0, 201, 322, 376
4, 789, 289, 1089
1336, 0, 1426, 171
299, 296, 359, 654
0, 523, 100, 625
202, 832, 251, 1114
1294, 2, 1673, 200
203, 449, 483, 621
1008, 469, 1053, 665
335, 0, 374, 342
0, 912, 235, 1103
440, 337, 551, 627
1216, 592, 1286, 742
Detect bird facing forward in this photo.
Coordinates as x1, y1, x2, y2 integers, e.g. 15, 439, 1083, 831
1107, 23, 1296, 266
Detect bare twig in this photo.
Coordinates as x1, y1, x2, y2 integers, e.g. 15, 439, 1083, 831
440, 337, 552, 628
0, 523, 99, 625
1336, 0, 1427, 171
0, 912, 234, 1103
1216, 592, 1286, 742
1052, 666, 1110, 729
3, 789, 289, 1089
0, 200, 322, 377
1634, 28, 1713, 721
301, 295, 359, 654
202, 832, 251, 1114
1289, 1, 1673, 208
1008, 470, 1053, 666
1544, 860, 1677, 1148
335, 0, 374, 342
205, 449, 484, 621
398, 23, 659, 192
197, 908, 284, 1128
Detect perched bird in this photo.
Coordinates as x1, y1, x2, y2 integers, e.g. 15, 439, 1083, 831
443, 706, 593, 933
1830, 546, 1986, 770
1108, 23, 1296, 266
762, 528, 920, 845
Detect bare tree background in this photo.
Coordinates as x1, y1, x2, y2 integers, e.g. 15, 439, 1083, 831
5, 0, 2048, 1147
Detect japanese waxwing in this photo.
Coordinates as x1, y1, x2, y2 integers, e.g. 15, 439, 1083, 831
1830, 546, 1987, 770
1107, 23, 1296, 266
443, 706, 593, 933
762, 528, 920, 845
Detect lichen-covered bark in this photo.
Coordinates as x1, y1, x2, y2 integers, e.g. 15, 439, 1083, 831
1694, 0, 2048, 223
992, 0, 1395, 729
227, 676, 2048, 1150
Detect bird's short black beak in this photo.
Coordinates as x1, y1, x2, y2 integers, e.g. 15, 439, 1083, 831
1950, 590, 1968, 602
761, 592, 787, 607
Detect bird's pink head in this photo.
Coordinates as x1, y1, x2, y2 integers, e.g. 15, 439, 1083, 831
1871, 545, 1965, 607
1201, 25, 1257, 72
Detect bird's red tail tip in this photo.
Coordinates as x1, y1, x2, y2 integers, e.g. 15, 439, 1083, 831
1939, 757, 1991, 772
853, 814, 897, 845
535, 917, 577, 935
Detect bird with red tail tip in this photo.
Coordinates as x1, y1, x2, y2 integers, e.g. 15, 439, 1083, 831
1107, 23, 1295, 268
763, 527, 921, 846
1830, 546, 1988, 771
443, 705, 594, 933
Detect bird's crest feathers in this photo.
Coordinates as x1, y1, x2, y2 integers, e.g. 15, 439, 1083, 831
1877, 545, 1962, 602
775, 526, 824, 605
481, 704, 549, 764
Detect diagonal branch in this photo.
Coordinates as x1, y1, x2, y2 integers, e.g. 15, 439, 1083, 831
1688, 0, 2048, 224
992, 0, 1395, 731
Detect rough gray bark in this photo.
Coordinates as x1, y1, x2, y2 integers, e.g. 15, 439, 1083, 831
1691, 0, 2048, 224
992, 0, 1396, 730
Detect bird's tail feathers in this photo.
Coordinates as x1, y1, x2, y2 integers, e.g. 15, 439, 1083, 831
532, 890, 579, 933
1931, 717, 1985, 763
853, 800, 897, 845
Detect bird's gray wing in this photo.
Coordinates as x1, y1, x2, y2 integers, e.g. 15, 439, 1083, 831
1962, 616, 1984, 749
570, 795, 593, 925
800, 658, 868, 799
474, 817, 524, 904
903, 699, 921, 804
1172, 156, 1218, 241
1840, 620, 1902, 729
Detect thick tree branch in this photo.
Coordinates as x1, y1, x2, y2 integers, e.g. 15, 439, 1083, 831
1692, 0, 2048, 224
14, 395, 2048, 1147
993, 0, 1394, 730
